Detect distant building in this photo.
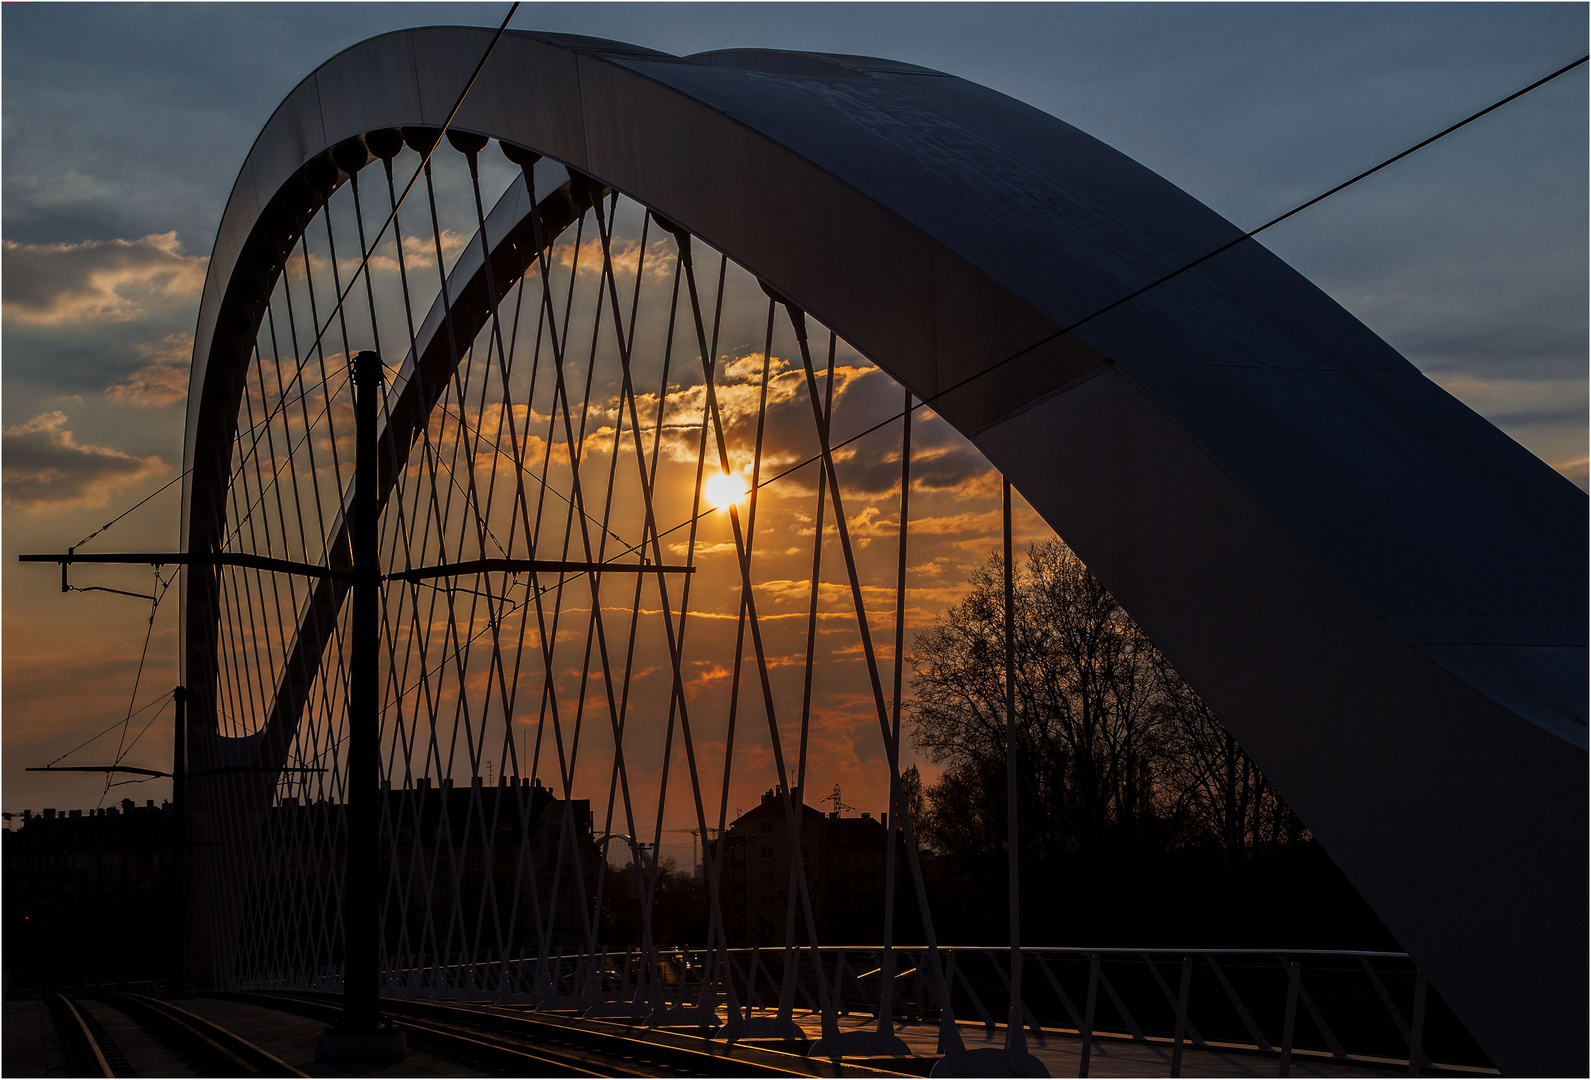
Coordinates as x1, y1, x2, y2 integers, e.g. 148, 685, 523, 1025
237, 777, 598, 983
4, 779, 599, 990
711, 787, 890, 946
3, 800, 180, 988
381, 777, 599, 955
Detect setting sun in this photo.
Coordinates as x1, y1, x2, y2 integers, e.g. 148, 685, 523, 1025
703, 468, 751, 510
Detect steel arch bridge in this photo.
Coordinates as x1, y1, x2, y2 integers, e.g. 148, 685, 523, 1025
178, 27, 1585, 1075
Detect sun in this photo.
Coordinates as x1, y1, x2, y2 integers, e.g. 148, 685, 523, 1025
703, 469, 751, 511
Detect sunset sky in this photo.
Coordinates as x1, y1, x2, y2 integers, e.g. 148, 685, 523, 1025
3, 4, 1585, 864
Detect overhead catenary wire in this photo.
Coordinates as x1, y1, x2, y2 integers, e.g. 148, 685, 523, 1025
107, 702, 178, 786
47, 688, 176, 768
106, 568, 179, 783
72, 470, 189, 550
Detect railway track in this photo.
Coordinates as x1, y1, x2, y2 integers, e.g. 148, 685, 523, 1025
39, 986, 915, 1076
216, 989, 914, 1077
219, 989, 647, 1077
43, 991, 304, 1078
45, 994, 116, 1078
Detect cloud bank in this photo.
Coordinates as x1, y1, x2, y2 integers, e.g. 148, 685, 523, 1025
104, 333, 193, 407
2, 411, 169, 510
2, 232, 206, 325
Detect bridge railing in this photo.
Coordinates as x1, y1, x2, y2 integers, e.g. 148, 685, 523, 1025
652, 945, 1490, 1071
254, 943, 1493, 1071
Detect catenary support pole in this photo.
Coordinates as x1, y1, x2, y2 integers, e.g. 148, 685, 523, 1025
317, 350, 405, 1062
171, 685, 187, 987
347, 347, 380, 1029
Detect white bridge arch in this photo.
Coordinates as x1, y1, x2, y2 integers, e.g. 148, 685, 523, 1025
182, 28, 1585, 1075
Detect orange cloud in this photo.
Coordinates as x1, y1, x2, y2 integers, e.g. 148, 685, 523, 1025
105, 333, 192, 407
551, 236, 672, 278
356, 229, 468, 276
2, 232, 206, 325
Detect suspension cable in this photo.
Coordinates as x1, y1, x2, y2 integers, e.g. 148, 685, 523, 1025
264, 2, 521, 407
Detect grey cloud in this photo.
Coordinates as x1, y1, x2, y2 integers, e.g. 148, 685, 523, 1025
827, 423, 992, 501
2, 233, 206, 325
908, 442, 990, 491
2, 411, 169, 511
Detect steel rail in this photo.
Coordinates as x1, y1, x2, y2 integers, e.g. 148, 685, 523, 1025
71, 999, 136, 1078
216, 989, 913, 1077
99, 992, 306, 1077
276, 992, 642, 1077
46, 994, 114, 1078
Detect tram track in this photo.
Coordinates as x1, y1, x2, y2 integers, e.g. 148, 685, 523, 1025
39, 985, 916, 1077
68, 1000, 136, 1078
45, 994, 115, 1078
42, 991, 304, 1078
216, 989, 912, 1077
218, 989, 638, 1077
97, 992, 306, 1077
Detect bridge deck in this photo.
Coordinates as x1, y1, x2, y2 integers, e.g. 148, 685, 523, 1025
773, 1010, 1445, 1077
6, 994, 1493, 1077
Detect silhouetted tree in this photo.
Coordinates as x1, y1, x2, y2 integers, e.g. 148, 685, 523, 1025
1152, 654, 1305, 865
908, 539, 1300, 871
601, 856, 707, 946
898, 764, 926, 840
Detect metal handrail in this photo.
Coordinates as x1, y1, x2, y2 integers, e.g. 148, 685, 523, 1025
239, 942, 1482, 1073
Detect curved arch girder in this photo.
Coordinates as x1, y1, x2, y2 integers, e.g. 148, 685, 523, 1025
183, 28, 1586, 1074
245, 171, 600, 777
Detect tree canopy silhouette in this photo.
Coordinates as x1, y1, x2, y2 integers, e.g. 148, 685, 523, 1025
907, 539, 1302, 880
